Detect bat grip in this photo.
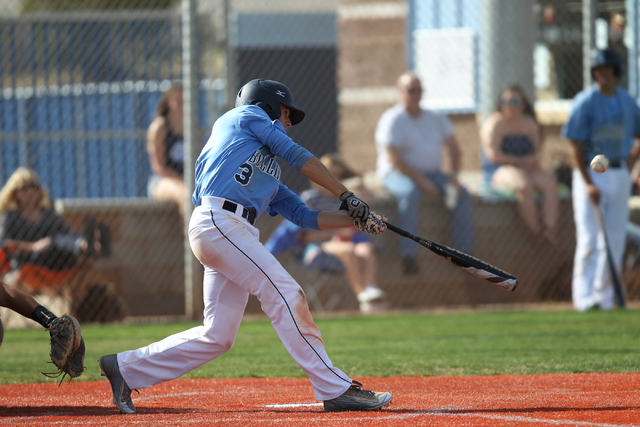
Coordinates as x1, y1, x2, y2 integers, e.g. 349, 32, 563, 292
386, 222, 413, 239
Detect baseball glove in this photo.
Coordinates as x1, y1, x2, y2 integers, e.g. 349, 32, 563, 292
43, 314, 86, 383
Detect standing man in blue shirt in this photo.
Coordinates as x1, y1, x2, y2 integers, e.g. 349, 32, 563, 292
563, 48, 640, 311
98, 79, 392, 414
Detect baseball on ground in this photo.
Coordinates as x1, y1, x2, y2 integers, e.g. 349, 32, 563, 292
590, 154, 609, 173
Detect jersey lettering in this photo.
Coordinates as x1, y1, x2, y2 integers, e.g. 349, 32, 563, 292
236, 149, 281, 186
234, 163, 253, 186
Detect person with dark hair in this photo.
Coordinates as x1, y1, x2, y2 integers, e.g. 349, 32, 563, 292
99, 79, 392, 414
563, 47, 640, 311
146, 84, 188, 220
480, 84, 559, 244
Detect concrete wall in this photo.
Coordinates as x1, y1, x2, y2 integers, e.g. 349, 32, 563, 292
55, 199, 185, 319
252, 194, 576, 313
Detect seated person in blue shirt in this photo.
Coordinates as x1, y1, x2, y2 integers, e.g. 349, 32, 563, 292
266, 153, 388, 313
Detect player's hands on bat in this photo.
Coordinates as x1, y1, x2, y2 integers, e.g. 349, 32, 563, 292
354, 211, 388, 234
339, 191, 370, 220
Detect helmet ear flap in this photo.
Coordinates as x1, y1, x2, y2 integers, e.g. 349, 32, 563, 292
253, 101, 280, 120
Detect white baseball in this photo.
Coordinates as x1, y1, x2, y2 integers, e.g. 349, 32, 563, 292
590, 154, 609, 173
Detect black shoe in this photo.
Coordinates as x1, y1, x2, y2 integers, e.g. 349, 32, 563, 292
402, 257, 419, 275
323, 381, 392, 412
98, 354, 137, 414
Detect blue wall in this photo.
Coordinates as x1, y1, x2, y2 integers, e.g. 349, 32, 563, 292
0, 82, 217, 198
0, 13, 221, 198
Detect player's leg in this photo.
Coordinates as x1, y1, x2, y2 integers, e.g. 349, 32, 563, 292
116, 268, 248, 389
594, 168, 631, 310
193, 210, 353, 401
571, 169, 601, 311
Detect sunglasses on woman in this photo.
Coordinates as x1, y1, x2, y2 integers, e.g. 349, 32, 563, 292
18, 183, 39, 191
501, 98, 522, 106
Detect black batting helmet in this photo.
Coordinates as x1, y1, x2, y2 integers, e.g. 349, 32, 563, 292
590, 47, 622, 78
235, 79, 305, 125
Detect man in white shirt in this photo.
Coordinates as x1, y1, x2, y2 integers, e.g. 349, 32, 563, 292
375, 72, 474, 274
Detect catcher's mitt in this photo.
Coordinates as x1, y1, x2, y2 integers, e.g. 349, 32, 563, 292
43, 314, 86, 384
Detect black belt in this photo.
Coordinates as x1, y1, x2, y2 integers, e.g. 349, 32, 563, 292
222, 200, 256, 225
588, 159, 623, 168
609, 160, 623, 168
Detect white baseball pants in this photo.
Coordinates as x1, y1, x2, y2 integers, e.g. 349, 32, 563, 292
117, 197, 353, 401
571, 168, 630, 311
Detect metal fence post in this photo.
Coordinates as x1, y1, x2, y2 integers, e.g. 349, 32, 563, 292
182, 0, 203, 320
583, 0, 596, 90
480, 0, 535, 123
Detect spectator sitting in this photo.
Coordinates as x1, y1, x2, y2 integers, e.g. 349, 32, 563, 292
375, 71, 474, 275
146, 84, 187, 222
0, 167, 107, 294
480, 84, 559, 245
266, 154, 388, 313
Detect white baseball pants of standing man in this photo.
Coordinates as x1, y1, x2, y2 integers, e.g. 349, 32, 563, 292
116, 200, 353, 401
571, 167, 631, 311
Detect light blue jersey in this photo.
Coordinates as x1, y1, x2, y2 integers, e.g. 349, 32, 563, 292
562, 85, 640, 163
193, 105, 319, 228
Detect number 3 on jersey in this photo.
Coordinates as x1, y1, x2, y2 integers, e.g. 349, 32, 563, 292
234, 162, 253, 186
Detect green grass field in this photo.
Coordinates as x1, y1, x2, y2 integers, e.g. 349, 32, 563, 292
1, 308, 639, 385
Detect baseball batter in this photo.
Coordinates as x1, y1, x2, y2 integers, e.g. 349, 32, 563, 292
563, 48, 640, 311
98, 79, 392, 414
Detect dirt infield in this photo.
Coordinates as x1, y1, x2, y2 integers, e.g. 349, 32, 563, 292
0, 373, 639, 426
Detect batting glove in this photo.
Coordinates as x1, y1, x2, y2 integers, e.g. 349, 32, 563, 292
354, 211, 388, 234
339, 191, 370, 220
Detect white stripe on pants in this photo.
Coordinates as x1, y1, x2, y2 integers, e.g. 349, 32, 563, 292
571, 168, 630, 311
117, 205, 352, 401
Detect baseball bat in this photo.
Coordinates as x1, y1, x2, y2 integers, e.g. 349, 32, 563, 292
592, 203, 626, 308
385, 222, 518, 291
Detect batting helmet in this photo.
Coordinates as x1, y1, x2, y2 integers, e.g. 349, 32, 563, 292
235, 79, 305, 125
590, 47, 622, 78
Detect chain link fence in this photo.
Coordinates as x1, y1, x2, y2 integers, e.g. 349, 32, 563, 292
0, 0, 638, 327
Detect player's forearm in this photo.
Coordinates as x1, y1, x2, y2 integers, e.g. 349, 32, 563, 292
627, 139, 640, 169
316, 211, 355, 230
300, 156, 349, 198
0, 282, 39, 319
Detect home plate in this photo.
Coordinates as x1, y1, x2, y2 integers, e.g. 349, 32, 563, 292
264, 403, 324, 408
